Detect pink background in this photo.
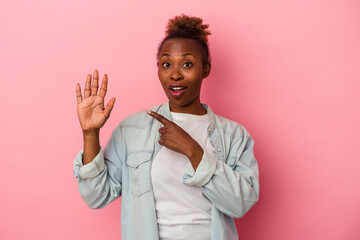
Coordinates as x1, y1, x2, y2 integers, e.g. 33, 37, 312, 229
1, 0, 359, 239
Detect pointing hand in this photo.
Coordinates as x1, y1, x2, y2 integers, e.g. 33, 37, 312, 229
147, 110, 204, 170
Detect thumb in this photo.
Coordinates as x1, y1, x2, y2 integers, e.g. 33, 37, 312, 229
104, 98, 116, 119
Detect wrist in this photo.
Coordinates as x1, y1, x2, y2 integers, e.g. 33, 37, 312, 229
186, 142, 204, 171
83, 129, 100, 137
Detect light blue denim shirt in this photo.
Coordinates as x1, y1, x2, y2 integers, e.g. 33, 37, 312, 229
73, 102, 259, 240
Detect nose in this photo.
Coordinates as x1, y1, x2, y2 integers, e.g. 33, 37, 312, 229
170, 67, 183, 81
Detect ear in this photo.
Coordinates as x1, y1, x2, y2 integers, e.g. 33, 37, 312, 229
202, 62, 211, 79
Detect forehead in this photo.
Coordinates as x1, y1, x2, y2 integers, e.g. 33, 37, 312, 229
159, 38, 203, 58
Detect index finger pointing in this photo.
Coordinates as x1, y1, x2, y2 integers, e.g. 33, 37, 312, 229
147, 110, 170, 125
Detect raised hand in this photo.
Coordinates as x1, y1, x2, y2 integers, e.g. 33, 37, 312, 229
76, 69, 116, 132
147, 110, 204, 170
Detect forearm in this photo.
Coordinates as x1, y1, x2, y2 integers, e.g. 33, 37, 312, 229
201, 159, 259, 218
183, 147, 259, 218
73, 127, 123, 209
82, 130, 100, 165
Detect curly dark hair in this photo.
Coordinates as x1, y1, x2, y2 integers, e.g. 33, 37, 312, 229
156, 14, 211, 66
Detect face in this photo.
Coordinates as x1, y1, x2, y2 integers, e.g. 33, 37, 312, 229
157, 38, 210, 114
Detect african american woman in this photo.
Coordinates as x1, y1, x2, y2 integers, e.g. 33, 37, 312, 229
73, 14, 259, 240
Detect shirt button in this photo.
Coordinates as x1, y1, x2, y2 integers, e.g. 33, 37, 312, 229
134, 162, 139, 167
217, 147, 221, 152
207, 127, 211, 131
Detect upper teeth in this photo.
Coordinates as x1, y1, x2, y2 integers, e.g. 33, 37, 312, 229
171, 87, 185, 91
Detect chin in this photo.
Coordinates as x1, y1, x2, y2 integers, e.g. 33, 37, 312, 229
169, 99, 193, 108
165, 91, 199, 109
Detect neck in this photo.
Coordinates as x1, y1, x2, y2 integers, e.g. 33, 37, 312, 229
169, 100, 207, 115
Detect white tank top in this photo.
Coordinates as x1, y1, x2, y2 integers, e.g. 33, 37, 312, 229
151, 111, 214, 240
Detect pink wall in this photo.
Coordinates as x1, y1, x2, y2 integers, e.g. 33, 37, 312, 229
1, 0, 359, 239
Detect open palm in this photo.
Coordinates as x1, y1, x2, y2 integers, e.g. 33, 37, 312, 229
76, 69, 115, 131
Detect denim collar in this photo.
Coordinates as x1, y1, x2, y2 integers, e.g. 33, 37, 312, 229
159, 101, 216, 133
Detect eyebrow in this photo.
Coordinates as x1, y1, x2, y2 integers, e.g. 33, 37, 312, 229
160, 53, 195, 58
182, 53, 194, 57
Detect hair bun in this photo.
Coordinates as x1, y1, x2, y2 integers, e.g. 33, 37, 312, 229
165, 14, 211, 43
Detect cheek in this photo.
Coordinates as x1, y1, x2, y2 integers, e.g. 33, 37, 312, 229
188, 72, 203, 86
158, 72, 167, 88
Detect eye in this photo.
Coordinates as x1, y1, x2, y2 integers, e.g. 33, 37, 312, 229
162, 62, 170, 68
183, 62, 193, 68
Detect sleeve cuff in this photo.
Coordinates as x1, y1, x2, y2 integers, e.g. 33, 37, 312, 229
182, 150, 217, 187
73, 148, 105, 179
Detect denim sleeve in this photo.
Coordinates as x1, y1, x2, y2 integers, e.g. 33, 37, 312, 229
183, 128, 259, 218
73, 127, 123, 209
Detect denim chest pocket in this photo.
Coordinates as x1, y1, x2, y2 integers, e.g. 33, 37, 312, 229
127, 151, 153, 197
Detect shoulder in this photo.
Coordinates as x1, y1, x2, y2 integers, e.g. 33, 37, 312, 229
213, 113, 252, 140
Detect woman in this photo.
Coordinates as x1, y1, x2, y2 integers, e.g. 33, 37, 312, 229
73, 14, 259, 240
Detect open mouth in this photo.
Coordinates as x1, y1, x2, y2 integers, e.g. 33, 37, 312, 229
169, 86, 187, 97
169, 86, 186, 91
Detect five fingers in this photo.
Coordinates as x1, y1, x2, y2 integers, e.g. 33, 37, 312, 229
76, 69, 109, 103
